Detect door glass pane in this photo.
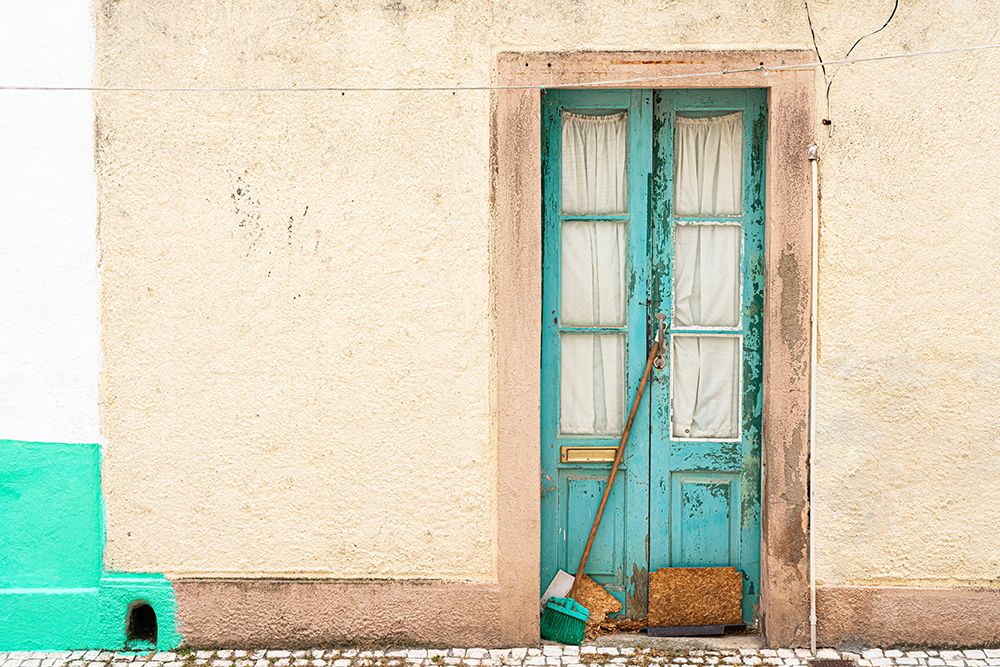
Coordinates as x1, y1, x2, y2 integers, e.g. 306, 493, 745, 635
561, 333, 625, 435
561, 111, 628, 215
561, 221, 626, 326
673, 224, 741, 327
674, 112, 743, 216
670, 335, 740, 439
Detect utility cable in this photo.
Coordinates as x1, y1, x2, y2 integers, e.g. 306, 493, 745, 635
0, 42, 997, 93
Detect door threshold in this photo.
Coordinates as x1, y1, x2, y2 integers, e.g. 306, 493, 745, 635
589, 629, 763, 650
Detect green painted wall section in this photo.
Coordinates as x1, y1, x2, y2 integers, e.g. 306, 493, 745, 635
1, 441, 103, 588
0, 440, 181, 651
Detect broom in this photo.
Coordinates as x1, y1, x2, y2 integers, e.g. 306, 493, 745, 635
541, 315, 666, 645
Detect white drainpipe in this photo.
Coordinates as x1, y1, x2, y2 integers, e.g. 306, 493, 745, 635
807, 143, 820, 653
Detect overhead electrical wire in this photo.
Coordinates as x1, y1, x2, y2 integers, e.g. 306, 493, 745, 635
0, 42, 997, 93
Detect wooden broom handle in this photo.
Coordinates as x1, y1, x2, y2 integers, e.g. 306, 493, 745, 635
569, 322, 663, 600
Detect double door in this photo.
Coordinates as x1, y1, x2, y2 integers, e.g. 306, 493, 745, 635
540, 88, 766, 623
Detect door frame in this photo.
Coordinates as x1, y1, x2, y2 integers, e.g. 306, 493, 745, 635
491, 50, 815, 647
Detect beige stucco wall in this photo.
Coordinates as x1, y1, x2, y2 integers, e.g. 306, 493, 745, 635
96, 0, 1000, 585
811, 9, 1000, 586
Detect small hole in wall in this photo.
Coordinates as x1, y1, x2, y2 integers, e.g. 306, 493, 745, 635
125, 601, 158, 648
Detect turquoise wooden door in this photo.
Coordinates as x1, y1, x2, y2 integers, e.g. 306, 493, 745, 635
647, 89, 766, 623
540, 89, 653, 615
541, 89, 765, 623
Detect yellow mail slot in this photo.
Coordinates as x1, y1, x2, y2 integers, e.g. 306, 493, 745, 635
560, 446, 619, 463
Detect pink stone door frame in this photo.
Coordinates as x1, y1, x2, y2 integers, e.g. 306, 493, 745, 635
491, 50, 815, 647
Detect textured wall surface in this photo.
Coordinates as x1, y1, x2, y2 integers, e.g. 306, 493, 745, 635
808, 5, 1000, 587
95, 0, 1000, 585
0, 1, 99, 444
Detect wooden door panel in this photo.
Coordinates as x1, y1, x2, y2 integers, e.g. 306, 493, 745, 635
564, 474, 626, 584
670, 473, 741, 567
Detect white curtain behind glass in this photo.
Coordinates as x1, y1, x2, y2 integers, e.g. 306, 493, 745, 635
559, 111, 628, 435
671, 113, 743, 439
562, 112, 628, 214
561, 221, 626, 326
675, 112, 742, 216
673, 224, 741, 327
561, 335, 625, 435
671, 336, 740, 439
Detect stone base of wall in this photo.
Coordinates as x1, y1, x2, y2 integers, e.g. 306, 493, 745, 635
173, 579, 504, 648
141, 580, 1000, 648
817, 585, 1000, 648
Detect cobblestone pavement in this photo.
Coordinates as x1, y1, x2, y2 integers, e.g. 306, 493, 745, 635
4, 646, 1000, 667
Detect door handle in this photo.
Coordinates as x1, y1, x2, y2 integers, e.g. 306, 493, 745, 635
652, 313, 667, 370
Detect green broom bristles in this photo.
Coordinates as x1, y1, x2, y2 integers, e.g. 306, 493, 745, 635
540, 596, 589, 646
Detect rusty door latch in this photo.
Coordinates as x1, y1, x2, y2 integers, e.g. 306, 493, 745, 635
653, 313, 667, 370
